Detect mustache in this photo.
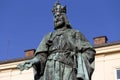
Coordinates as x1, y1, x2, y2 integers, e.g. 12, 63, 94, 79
54, 18, 63, 22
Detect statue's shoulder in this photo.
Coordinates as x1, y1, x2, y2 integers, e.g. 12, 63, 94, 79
43, 32, 53, 40
67, 29, 82, 34
46, 32, 53, 36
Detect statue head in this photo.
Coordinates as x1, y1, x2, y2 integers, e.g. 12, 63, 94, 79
52, 1, 72, 30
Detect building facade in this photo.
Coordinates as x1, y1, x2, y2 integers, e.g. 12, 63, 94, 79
0, 36, 120, 80
92, 36, 120, 80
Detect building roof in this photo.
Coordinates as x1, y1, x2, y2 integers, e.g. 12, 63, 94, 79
94, 40, 120, 48
0, 40, 120, 64
0, 57, 33, 65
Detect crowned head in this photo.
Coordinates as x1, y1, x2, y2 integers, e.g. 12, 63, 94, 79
52, 1, 66, 15
52, 1, 72, 30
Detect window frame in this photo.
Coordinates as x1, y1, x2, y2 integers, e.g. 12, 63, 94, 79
116, 68, 120, 80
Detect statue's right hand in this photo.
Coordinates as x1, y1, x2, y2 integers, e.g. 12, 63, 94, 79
17, 60, 33, 71
17, 62, 26, 71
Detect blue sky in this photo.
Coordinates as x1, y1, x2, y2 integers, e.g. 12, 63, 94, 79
0, 0, 120, 60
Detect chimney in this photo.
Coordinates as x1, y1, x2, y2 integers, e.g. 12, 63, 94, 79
24, 49, 36, 57
93, 36, 108, 45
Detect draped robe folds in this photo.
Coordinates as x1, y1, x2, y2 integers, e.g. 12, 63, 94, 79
33, 29, 95, 80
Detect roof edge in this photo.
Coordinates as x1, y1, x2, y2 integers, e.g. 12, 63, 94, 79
94, 40, 120, 48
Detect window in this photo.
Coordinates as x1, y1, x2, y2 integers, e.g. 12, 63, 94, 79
116, 69, 120, 80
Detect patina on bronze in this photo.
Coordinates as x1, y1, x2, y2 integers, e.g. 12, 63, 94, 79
17, 1, 95, 80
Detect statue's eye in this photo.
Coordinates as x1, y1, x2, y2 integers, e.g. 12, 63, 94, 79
54, 15, 57, 18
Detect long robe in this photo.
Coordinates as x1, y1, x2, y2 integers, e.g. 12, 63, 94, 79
34, 29, 95, 80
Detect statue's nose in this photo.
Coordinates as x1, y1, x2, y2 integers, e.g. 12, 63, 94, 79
55, 12, 60, 17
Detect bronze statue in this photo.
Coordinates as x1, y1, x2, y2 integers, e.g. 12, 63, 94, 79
17, 1, 95, 80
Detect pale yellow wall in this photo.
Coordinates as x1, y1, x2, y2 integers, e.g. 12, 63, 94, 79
92, 54, 105, 80
0, 44, 120, 80
92, 44, 120, 80
0, 61, 34, 80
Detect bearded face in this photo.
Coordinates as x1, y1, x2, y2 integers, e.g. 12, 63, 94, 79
54, 13, 65, 29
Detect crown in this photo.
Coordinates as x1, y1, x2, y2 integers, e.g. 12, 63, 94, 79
52, 1, 66, 15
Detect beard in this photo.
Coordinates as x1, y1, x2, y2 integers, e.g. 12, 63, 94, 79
54, 17, 65, 29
